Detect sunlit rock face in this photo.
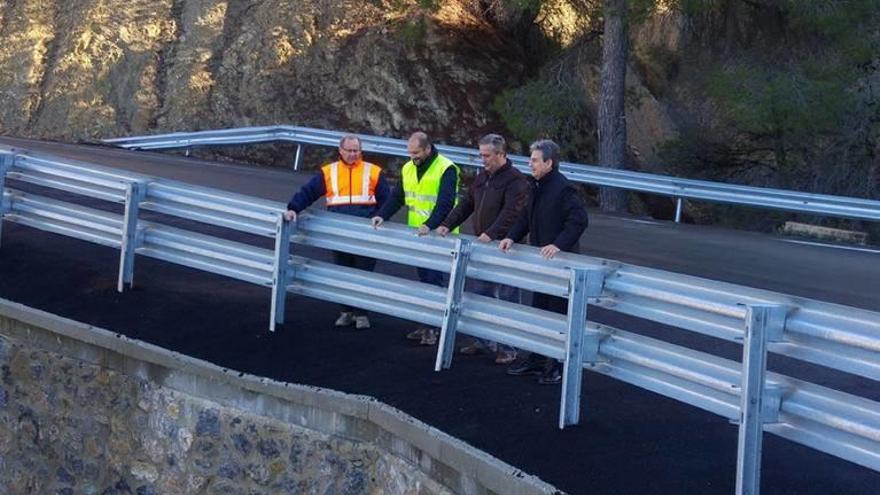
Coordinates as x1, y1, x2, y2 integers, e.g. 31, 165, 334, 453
0, 0, 524, 144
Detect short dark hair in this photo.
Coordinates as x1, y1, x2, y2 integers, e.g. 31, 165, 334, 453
478, 133, 506, 154
530, 139, 560, 169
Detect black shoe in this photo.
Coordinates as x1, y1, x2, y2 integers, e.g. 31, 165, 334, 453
506, 359, 545, 376
537, 363, 562, 385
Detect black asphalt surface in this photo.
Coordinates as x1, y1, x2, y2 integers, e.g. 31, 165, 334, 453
1, 138, 879, 494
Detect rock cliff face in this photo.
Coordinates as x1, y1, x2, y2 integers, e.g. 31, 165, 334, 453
0, 0, 525, 144
1, 0, 875, 216
0, 0, 768, 166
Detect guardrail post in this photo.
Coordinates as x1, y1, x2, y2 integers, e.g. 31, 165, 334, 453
735, 304, 787, 495
674, 197, 683, 223
0, 153, 13, 248
560, 268, 606, 429
293, 144, 303, 171
270, 213, 294, 332
117, 181, 145, 292
435, 238, 472, 371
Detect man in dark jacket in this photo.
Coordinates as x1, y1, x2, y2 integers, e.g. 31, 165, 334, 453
285, 134, 390, 330
437, 133, 529, 364
499, 139, 588, 384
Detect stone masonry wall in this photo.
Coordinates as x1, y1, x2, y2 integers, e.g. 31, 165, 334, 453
0, 299, 559, 495
0, 330, 450, 495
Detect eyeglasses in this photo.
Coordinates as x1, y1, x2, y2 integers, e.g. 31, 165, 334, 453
341, 148, 361, 153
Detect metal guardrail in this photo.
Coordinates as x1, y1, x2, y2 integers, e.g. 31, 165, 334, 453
103, 126, 880, 223
1, 149, 879, 495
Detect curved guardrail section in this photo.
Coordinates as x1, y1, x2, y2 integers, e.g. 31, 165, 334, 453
1, 149, 878, 495
103, 125, 880, 222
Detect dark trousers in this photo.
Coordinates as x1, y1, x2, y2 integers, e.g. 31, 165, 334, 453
525, 293, 568, 368
333, 250, 376, 316
416, 268, 444, 330
417, 267, 444, 287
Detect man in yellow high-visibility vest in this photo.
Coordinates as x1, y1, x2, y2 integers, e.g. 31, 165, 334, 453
371, 131, 459, 345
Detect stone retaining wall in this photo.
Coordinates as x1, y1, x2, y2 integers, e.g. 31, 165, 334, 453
0, 299, 560, 495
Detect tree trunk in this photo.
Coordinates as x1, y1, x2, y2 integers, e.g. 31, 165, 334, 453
598, 0, 629, 212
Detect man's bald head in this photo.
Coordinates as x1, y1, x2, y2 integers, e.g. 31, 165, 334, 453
409, 131, 430, 148
407, 131, 433, 165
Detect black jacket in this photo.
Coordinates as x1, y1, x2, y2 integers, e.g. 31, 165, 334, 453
507, 169, 588, 253
441, 160, 529, 240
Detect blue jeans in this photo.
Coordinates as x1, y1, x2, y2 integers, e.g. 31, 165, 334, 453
466, 278, 519, 354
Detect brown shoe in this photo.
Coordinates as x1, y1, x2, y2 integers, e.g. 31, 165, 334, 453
459, 341, 487, 355
419, 328, 438, 346
495, 350, 517, 365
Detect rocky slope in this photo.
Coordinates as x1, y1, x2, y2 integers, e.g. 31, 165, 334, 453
0, 0, 526, 144
0, 0, 876, 226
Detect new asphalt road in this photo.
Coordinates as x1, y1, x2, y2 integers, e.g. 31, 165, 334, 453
1, 137, 878, 494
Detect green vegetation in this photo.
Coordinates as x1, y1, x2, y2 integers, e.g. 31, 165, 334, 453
661, 0, 879, 207
485, 0, 877, 230
705, 62, 857, 170
492, 79, 596, 160
397, 16, 429, 47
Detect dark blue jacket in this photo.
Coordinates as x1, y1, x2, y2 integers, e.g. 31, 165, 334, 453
507, 169, 588, 253
286, 164, 390, 218
375, 149, 458, 229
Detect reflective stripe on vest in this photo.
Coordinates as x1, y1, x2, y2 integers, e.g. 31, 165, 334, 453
401, 154, 459, 232
322, 160, 380, 206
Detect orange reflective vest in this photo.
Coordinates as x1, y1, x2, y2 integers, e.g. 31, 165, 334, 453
321, 160, 381, 206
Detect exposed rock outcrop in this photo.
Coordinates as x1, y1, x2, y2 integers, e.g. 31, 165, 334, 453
0, 0, 524, 144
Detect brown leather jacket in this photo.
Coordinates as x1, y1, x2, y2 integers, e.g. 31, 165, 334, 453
440, 160, 529, 240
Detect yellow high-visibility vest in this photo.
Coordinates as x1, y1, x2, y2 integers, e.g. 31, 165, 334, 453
401, 154, 459, 232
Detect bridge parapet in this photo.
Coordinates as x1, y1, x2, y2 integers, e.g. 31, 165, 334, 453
104, 126, 880, 223
1, 149, 878, 495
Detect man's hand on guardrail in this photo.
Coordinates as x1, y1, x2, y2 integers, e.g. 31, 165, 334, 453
540, 244, 560, 260
371, 216, 384, 229
477, 233, 491, 243
435, 226, 450, 237
416, 224, 430, 236
499, 238, 514, 253
283, 210, 297, 222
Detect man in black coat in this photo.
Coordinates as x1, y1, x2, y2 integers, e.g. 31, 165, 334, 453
499, 139, 589, 384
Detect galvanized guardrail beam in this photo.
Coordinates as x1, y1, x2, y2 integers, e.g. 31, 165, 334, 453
736, 304, 788, 495
0, 152, 13, 247
117, 181, 145, 292
435, 238, 472, 372
1, 148, 879, 495
104, 126, 880, 222
6, 150, 878, 382
560, 267, 605, 428
270, 214, 293, 331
